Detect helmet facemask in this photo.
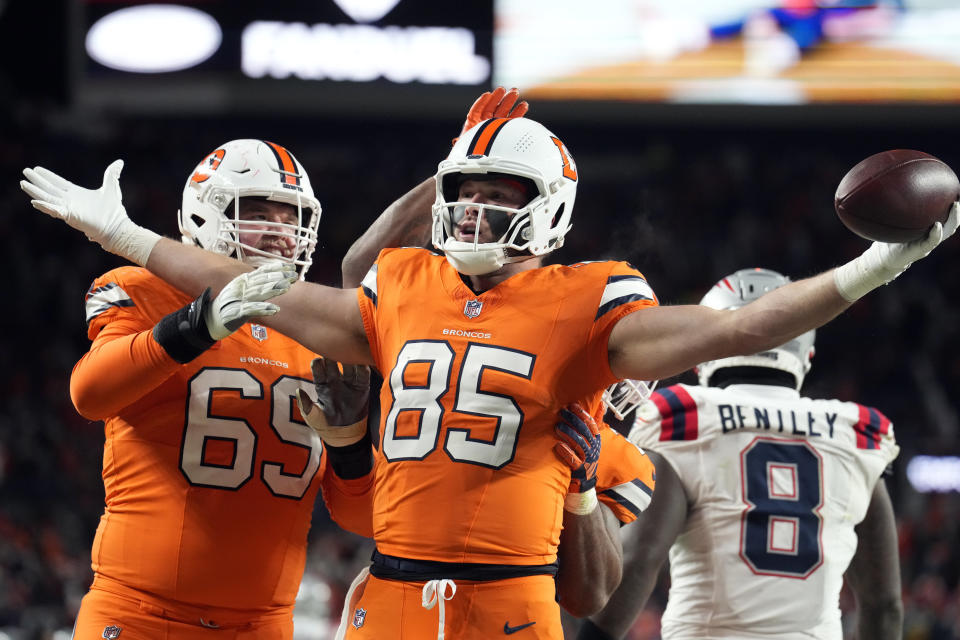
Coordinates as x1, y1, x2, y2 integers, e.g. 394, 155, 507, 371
602, 378, 659, 420
431, 118, 577, 276
432, 172, 560, 276
205, 194, 318, 273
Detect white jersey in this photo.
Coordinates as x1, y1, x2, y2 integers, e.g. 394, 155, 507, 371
629, 383, 899, 640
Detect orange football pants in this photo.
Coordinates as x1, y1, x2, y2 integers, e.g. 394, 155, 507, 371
72, 575, 294, 640
341, 573, 562, 639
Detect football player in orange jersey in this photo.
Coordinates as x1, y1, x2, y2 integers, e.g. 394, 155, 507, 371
22, 102, 958, 638
297, 356, 655, 639
30, 140, 376, 640
329, 88, 657, 623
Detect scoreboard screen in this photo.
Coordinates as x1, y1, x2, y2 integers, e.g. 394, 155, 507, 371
494, 0, 960, 106
77, 0, 493, 116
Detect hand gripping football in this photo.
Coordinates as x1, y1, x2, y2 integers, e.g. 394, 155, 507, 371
835, 149, 959, 242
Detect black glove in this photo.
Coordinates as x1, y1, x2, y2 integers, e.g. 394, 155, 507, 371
296, 358, 373, 479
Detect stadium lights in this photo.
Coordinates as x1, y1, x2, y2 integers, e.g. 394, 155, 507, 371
85, 4, 222, 73
906, 455, 960, 493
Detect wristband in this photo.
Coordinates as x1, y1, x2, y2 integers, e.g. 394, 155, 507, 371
833, 252, 892, 302
111, 220, 162, 267
152, 288, 217, 363
325, 428, 374, 479
563, 487, 599, 515
320, 419, 368, 447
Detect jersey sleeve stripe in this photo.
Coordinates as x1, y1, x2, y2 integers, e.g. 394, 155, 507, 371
602, 477, 654, 518
595, 275, 655, 320
84, 283, 134, 323
361, 265, 378, 307
854, 404, 891, 450
652, 387, 699, 441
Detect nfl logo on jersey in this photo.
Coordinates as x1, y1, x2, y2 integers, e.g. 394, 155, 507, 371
352, 607, 367, 629
102, 626, 122, 639
250, 324, 268, 341
464, 299, 483, 319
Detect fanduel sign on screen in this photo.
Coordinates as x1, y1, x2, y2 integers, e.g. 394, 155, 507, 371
83, 0, 491, 85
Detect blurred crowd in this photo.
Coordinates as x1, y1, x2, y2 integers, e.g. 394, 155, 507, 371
1, 100, 958, 639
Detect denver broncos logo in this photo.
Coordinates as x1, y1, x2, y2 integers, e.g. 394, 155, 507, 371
550, 136, 577, 182
190, 148, 225, 184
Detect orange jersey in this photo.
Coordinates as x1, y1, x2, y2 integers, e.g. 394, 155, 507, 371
356, 248, 657, 565
595, 425, 655, 524
73, 266, 371, 611
336, 424, 655, 540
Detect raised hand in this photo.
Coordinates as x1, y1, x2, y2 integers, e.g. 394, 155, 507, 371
453, 86, 530, 145
20, 160, 160, 265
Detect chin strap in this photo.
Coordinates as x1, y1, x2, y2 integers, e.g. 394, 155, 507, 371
442, 240, 508, 276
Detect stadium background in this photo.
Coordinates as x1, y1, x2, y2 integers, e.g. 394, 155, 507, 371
1, 1, 958, 638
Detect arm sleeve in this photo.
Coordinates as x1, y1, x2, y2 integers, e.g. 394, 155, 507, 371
70, 316, 182, 420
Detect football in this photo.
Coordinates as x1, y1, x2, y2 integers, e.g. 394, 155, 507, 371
834, 149, 959, 242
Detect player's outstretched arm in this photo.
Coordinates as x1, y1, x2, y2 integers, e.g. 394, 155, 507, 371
340, 86, 529, 288
608, 270, 848, 382
554, 404, 622, 617
146, 238, 371, 364
21, 161, 371, 365
578, 450, 688, 640
844, 480, 902, 640
609, 206, 958, 382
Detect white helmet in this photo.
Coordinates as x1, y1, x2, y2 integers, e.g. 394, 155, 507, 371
432, 117, 578, 276
696, 268, 815, 390
179, 139, 322, 280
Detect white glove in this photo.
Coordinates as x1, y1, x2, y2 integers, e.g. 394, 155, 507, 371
834, 202, 958, 302
204, 262, 297, 340
20, 160, 161, 265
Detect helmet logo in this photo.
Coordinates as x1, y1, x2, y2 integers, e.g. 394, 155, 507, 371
550, 137, 577, 181
190, 148, 225, 184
